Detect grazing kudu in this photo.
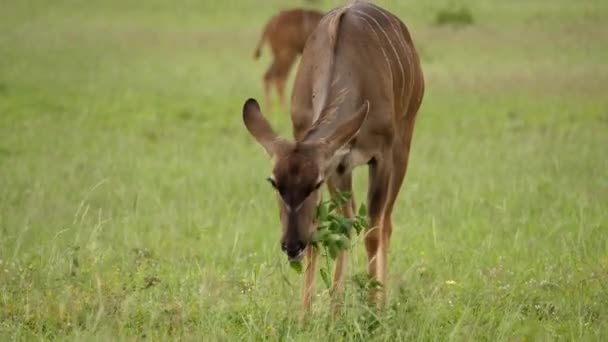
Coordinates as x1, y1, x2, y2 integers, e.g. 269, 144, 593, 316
243, 2, 424, 312
253, 8, 324, 113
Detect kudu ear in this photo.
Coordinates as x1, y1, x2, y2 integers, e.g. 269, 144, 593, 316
242, 98, 285, 157
319, 100, 370, 157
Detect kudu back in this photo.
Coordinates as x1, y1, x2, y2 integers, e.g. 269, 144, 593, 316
243, 1, 424, 312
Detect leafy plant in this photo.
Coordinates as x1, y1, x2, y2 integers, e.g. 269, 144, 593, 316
289, 192, 368, 289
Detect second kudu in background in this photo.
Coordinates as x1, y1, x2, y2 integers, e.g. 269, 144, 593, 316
253, 8, 324, 114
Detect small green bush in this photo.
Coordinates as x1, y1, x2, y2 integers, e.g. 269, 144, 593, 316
435, 6, 475, 27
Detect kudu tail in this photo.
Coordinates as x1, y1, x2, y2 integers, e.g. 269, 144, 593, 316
253, 24, 269, 60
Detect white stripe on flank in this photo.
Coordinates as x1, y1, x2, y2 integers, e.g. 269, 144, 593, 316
353, 10, 405, 108
352, 14, 393, 86
367, 5, 412, 108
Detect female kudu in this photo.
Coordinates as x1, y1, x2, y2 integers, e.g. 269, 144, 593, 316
243, 1, 424, 312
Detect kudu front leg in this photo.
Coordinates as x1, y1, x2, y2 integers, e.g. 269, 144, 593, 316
365, 155, 393, 305
274, 52, 295, 114
327, 172, 355, 314
302, 245, 318, 315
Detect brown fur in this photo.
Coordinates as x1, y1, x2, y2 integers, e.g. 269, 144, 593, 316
254, 8, 324, 113
243, 1, 424, 315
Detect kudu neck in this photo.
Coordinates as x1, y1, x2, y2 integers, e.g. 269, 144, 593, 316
305, 94, 361, 144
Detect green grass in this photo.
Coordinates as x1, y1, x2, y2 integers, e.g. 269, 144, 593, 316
1, 0, 607, 340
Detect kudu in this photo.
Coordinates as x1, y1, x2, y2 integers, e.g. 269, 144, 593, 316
253, 8, 324, 113
243, 2, 424, 312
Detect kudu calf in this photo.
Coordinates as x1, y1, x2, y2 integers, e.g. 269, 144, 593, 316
243, 2, 424, 312
254, 8, 324, 113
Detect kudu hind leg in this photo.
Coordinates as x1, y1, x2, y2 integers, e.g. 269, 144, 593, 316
378, 124, 416, 305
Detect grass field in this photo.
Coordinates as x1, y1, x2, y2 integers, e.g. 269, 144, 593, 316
1, 0, 607, 340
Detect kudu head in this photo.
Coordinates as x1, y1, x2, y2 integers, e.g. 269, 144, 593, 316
242, 98, 369, 262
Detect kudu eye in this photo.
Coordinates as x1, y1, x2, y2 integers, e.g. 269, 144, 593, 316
266, 177, 278, 189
